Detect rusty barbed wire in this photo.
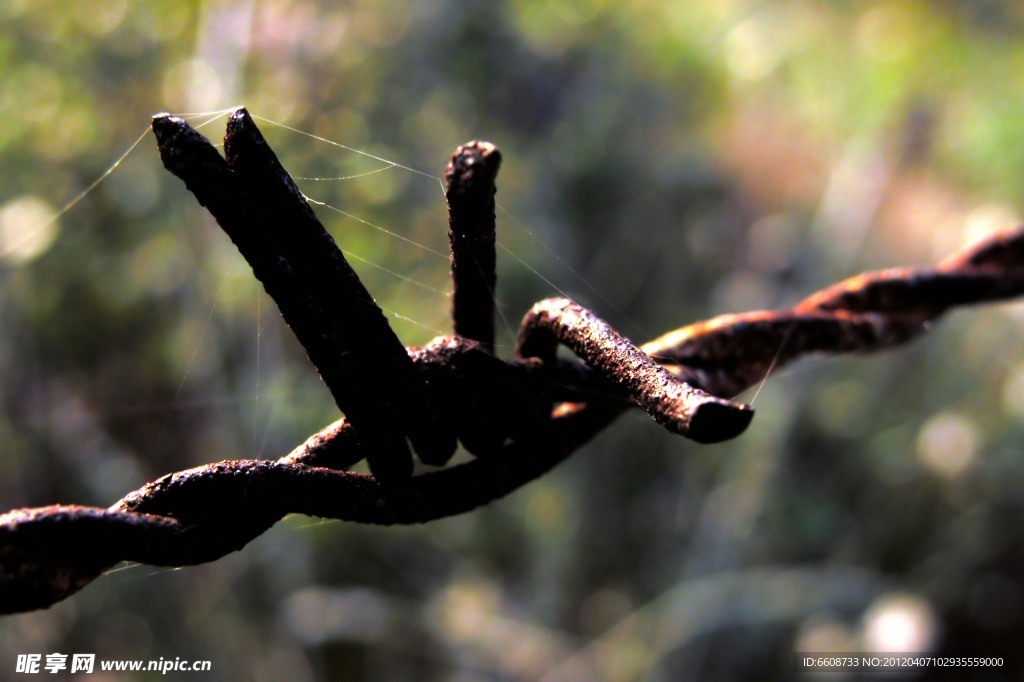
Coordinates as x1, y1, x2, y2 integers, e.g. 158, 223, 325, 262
2, 108, 1024, 615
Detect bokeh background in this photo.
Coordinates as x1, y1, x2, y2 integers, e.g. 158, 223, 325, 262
3, 1, 1024, 679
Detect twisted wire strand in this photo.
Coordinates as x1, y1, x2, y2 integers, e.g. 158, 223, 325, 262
2, 227, 1022, 614
644, 228, 1024, 396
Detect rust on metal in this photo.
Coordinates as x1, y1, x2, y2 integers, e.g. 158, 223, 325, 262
447, 141, 501, 354
3, 111, 1023, 615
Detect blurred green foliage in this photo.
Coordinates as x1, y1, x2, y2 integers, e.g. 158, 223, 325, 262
3, 0, 1024, 679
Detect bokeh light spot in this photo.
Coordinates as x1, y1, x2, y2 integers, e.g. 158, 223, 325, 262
916, 411, 978, 480
0, 195, 59, 264
861, 593, 937, 653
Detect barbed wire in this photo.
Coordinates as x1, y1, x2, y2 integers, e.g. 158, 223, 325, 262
2, 108, 1023, 615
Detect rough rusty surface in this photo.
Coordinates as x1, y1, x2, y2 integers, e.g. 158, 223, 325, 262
517, 298, 754, 443
644, 228, 1024, 397
3, 109, 1024, 615
0, 399, 614, 613
447, 141, 501, 353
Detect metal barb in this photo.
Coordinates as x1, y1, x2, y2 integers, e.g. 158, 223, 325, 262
447, 140, 501, 354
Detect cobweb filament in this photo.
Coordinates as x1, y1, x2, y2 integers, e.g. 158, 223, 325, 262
252, 127, 463, 339
11, 107, 238, 261
293, 164, 399, 182
250, 114, 445, 188
154, 294, 220, 457
253, 288, 261, 453
303, 195, 448, 260
252, 116, 640, 348
342, 248, 446, 296
497, 203, 652, 342
2, 126, 148, 260
747, 318, 796, 406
